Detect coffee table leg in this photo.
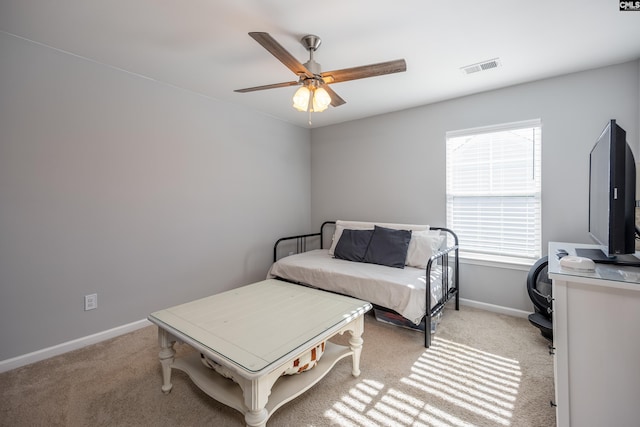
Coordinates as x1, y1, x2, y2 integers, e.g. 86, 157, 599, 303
349, 315, 365, 377
241, 377, 271, 427
244, 408, 268, 427
158, 328, 176, 394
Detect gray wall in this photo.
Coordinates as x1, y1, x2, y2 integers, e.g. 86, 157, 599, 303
2, 26, 639, 362
311, 60, 640, 313
0, 32, 311, 360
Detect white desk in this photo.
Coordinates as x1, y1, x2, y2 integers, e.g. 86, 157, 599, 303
148, 279, 372, 427
548, 242, 640, 427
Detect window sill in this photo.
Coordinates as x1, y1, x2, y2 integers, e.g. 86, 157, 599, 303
459, 252, 538, 271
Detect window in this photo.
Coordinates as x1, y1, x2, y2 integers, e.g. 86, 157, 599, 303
446, 120, 542, 263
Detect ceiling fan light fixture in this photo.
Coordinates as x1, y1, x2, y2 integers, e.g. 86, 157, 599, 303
292, 86, 310, 111
312, 87, 331, 112
292, 84, 331, 112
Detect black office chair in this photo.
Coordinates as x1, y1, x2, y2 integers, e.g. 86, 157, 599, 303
527, 256, 553, 341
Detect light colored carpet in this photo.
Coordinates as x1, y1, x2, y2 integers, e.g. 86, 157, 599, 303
0, 306, 556, 426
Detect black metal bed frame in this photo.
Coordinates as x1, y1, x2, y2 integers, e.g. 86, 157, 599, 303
272, 221, 460, 348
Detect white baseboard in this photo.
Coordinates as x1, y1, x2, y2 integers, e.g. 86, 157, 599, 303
459, 298, 531, 319
0, 319, 151, 374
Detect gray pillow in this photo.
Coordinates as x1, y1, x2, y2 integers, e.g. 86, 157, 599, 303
363, 226, 412, 268
334, 229, 374, 262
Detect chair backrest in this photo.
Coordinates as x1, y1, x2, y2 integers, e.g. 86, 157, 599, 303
527, 256, 551, 318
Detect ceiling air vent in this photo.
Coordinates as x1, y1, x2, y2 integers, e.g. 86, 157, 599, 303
461, 58, 501, 75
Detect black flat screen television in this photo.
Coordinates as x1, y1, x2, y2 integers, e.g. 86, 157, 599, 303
576, 119, 640, 265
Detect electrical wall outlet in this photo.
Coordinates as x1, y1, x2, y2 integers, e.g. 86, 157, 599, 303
84, 293, 97, 311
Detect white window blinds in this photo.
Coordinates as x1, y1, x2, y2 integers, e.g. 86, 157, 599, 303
446, 120, 542, 261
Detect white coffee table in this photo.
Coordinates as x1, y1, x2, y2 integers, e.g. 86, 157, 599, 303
148, 279, 372, 427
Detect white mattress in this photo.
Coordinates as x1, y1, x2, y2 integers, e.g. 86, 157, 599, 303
267, 249, 449, 325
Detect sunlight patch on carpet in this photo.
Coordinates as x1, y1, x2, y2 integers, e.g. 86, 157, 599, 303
324, 337, 521, 426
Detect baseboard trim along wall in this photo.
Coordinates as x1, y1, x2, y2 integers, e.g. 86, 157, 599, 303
1, 299, 529, 373
459, 298, 530, 319
0, 319, 151, 373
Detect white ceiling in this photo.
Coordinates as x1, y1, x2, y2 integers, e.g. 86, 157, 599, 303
2, 1, 640, 128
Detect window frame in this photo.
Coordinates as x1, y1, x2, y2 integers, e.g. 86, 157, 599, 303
446, 119, 542, 267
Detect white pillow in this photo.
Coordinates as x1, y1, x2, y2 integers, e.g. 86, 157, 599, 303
328, 220, 429, 256
405, 230, 445, 269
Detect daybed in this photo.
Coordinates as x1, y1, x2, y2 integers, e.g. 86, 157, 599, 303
267, 220, 459, 348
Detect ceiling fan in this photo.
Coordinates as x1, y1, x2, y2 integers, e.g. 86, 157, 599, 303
235, 32, 407, 114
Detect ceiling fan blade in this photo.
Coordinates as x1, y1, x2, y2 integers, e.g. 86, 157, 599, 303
249, 32, 314, 78
322, 59, 406, 84
323, 85, 346, 107
234, 81, 299, 93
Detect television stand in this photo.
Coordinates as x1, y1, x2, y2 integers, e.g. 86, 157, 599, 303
549, 242, 640, 427
575, 248, 640, 266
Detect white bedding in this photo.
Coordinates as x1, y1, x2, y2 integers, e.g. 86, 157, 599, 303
267, 249, 449, 325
